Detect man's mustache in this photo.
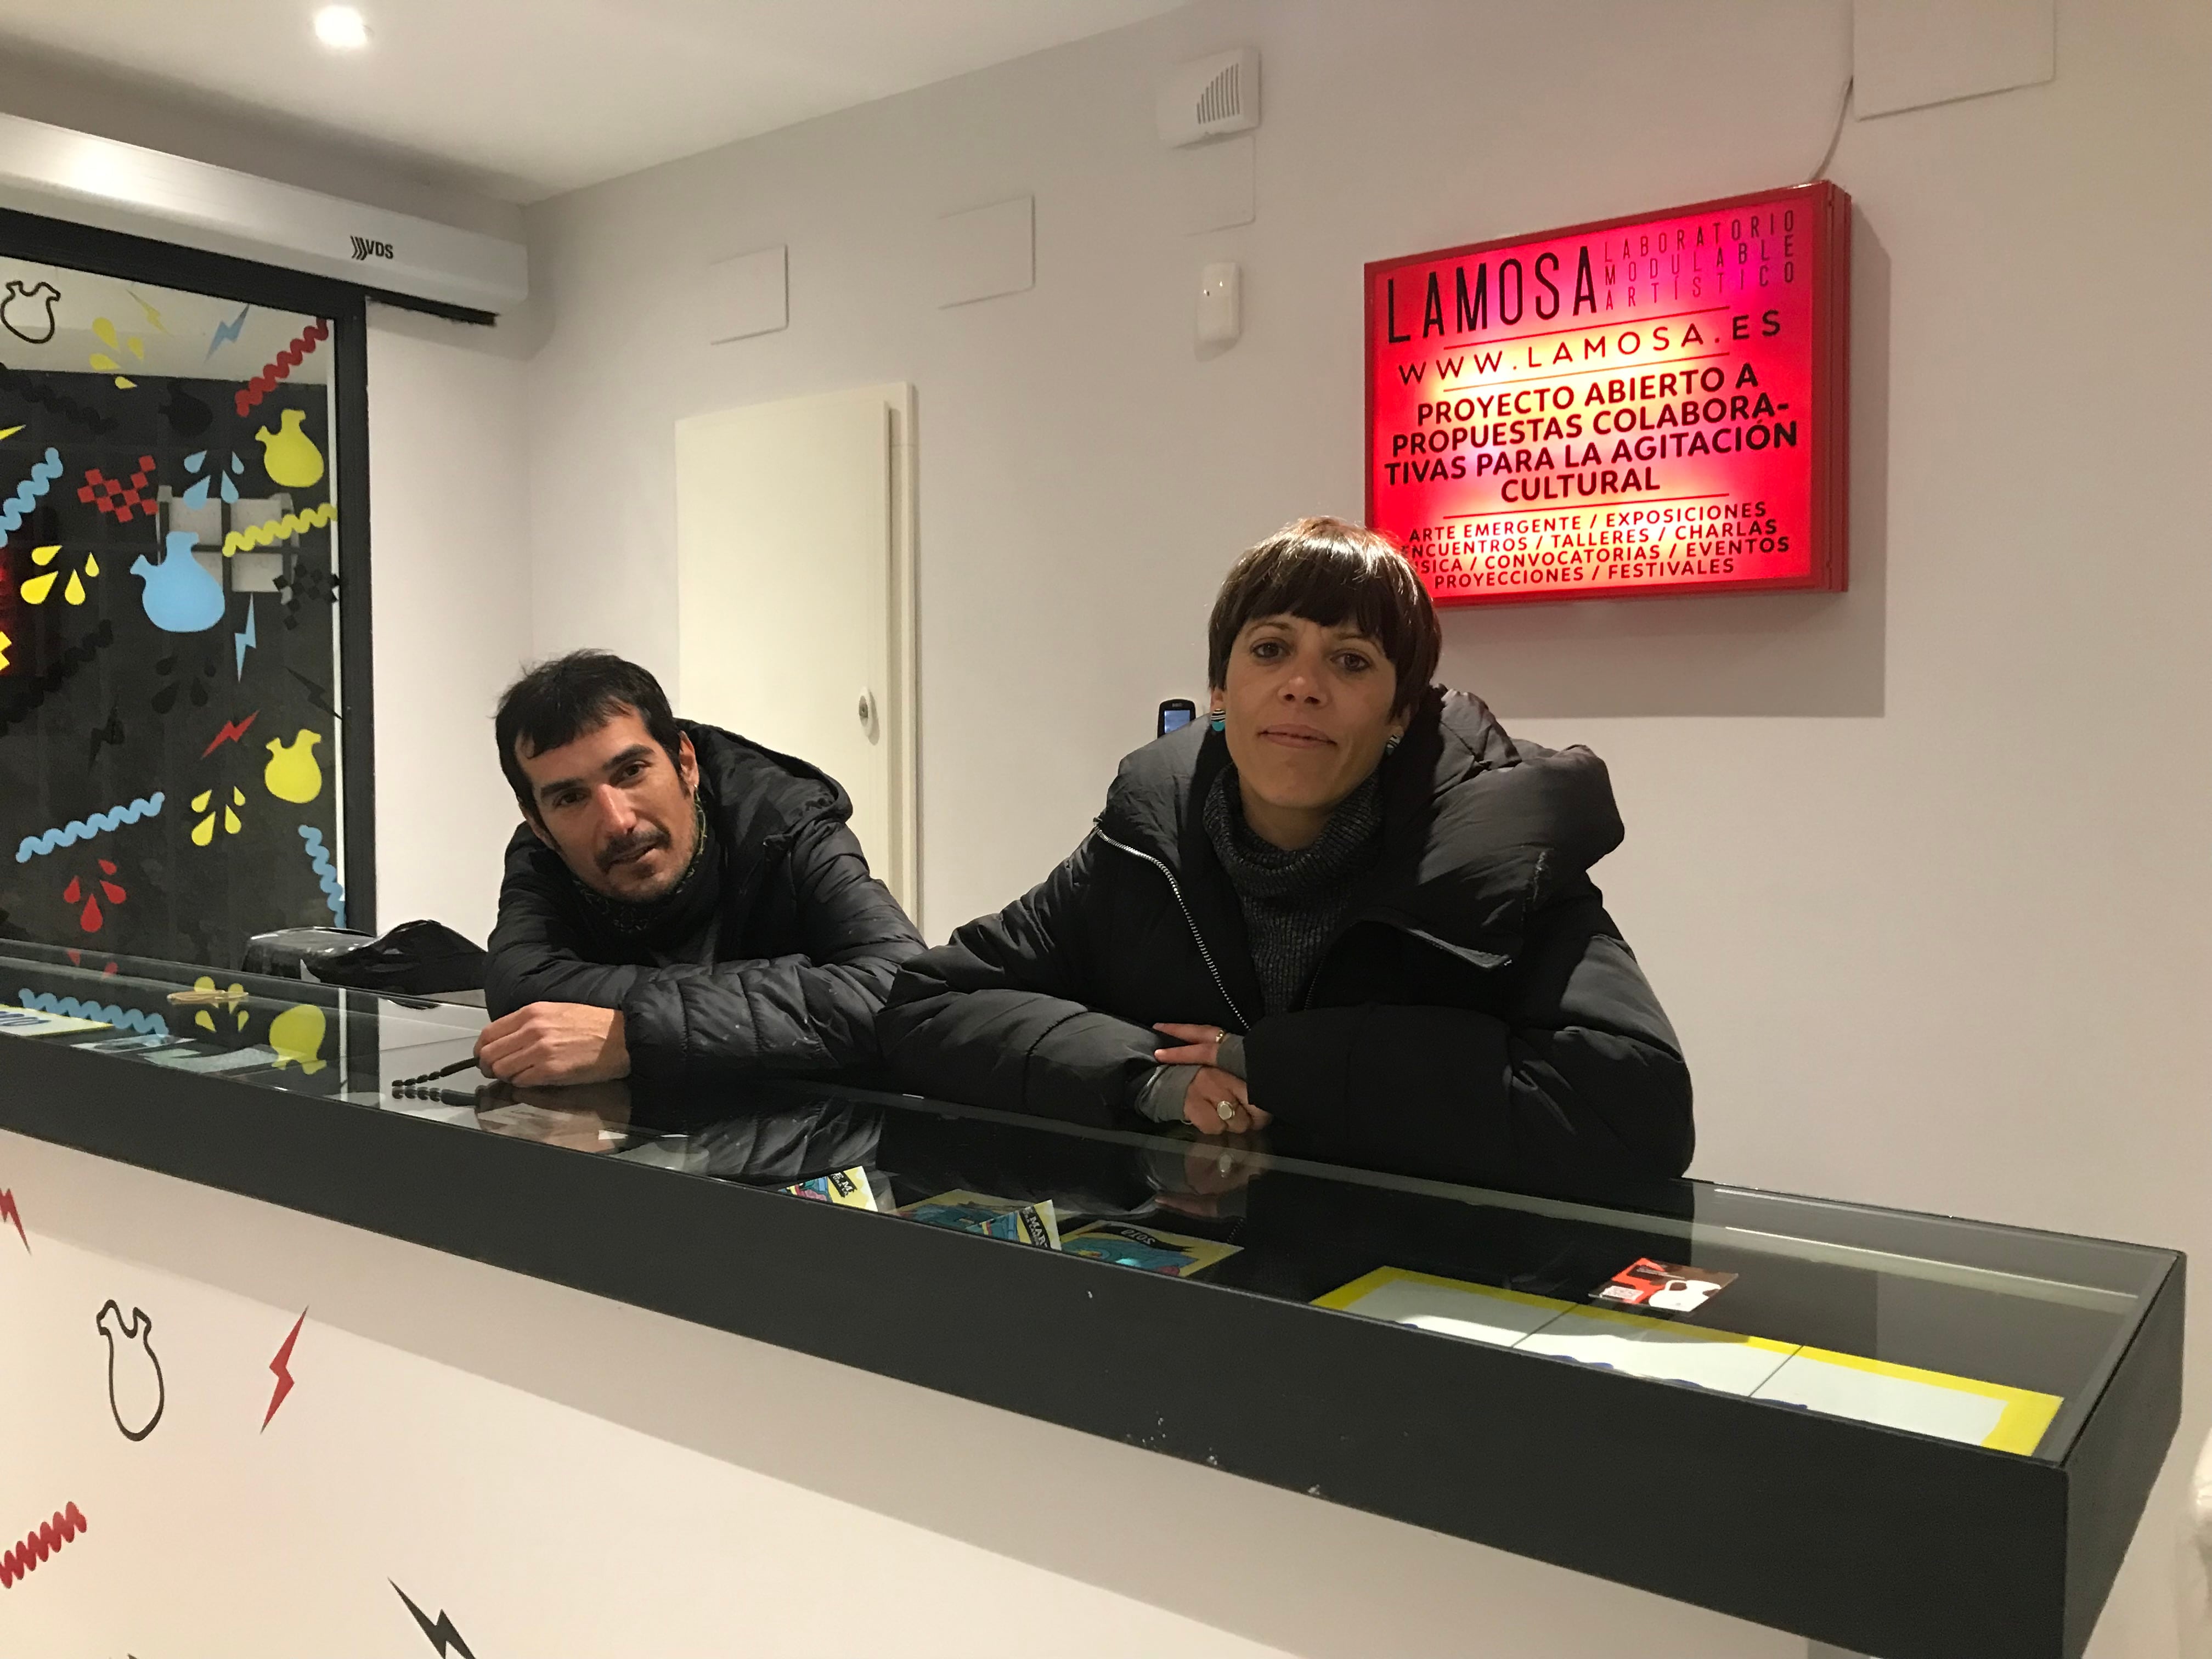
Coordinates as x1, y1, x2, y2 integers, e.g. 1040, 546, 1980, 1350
597, 824, 672, 872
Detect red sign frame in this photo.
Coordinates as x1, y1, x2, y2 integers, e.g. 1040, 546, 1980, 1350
1365, 182, 1850, 606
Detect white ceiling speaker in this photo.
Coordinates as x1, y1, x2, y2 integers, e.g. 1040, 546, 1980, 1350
1156, 48, 1260, 148
0, 111, 527, 317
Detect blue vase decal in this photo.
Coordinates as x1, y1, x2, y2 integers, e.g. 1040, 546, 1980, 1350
131, 531, 227, 634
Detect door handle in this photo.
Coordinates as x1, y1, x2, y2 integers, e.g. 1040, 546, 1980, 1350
857, 690, 877, 735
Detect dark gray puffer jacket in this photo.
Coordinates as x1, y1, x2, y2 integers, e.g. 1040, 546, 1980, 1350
879, 689, 1692, 1194
487, 721, 923, 1084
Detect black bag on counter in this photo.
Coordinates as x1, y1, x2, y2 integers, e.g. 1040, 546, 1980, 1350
302, 920, 489, 995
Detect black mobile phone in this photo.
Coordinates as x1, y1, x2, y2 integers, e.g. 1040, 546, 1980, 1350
1157, 699, 1197, 737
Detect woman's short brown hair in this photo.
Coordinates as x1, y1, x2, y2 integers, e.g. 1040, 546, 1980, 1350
1206, 517, 1440, 716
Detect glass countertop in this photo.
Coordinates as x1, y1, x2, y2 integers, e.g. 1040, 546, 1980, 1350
0, 939, 2173, 1465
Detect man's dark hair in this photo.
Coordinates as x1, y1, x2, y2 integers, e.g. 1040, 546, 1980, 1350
494, 650, 684, 816
1206, 517, 1441, 716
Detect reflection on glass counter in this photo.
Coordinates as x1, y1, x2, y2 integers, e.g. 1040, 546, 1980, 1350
0, 934, 2168, 1468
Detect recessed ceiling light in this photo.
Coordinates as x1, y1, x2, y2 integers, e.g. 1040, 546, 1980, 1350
313, 6, 369, 49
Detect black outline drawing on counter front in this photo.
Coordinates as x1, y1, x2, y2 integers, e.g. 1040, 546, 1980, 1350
393, 1581, 479, 1657
94, 1301, 165, 1442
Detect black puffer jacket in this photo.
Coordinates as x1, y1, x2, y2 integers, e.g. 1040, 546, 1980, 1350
879, 690, 1692, 1193
486, 722, 924, 1084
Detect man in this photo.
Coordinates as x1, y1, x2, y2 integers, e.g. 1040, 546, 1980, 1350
478, 651, 923, 1087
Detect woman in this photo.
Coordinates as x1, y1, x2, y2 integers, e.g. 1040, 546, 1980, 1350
880, 517, 1692, 1191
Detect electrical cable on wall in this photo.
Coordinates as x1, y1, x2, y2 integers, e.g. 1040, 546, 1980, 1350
1810, 75, 1854, 182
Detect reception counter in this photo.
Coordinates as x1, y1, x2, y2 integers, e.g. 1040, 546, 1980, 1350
0, 941, 2182, 1659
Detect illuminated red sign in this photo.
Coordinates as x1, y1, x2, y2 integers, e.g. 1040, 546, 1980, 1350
1366, 182, 1849, 605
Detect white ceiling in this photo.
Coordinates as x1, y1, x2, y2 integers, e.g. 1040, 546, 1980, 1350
0, 0, 1188, 203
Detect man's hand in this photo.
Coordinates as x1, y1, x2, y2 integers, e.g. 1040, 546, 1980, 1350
475, 1003, 630, 1087
1179, 1064, 1269, 1135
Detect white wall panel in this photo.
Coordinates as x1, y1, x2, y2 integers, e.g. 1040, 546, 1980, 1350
366, 316, 534, 946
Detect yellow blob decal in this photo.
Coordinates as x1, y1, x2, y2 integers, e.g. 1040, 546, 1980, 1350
253, 409, 325, 489
264, 730, 324, 804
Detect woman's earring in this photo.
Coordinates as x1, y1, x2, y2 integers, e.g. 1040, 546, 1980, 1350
1384, 732, 1402, 754
1208, 709, 1226, 732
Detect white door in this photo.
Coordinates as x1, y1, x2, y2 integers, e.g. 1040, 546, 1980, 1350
674, 384, 918, 920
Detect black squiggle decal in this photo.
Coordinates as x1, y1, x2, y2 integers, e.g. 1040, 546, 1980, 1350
0, 621, 116, 738
0, 360, 119, 435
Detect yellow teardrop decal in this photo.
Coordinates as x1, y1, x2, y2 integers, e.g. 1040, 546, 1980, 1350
269, 1003, 328, 1074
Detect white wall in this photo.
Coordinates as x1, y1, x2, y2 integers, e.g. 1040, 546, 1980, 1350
514, 1, 2212, 1652
366, 315, 533, 945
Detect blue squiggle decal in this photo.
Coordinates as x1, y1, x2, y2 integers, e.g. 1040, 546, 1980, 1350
14, 792, 164, 863
0, 447, 62, 544
18, 991, 169, 1037
299, 825, 346, 927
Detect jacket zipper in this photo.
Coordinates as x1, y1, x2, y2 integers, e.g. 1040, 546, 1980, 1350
1093, 828, 1252, 1034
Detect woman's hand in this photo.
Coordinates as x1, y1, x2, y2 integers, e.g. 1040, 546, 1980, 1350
1154, 1022, 1227, 1068
1180, 1064, 1270, 1135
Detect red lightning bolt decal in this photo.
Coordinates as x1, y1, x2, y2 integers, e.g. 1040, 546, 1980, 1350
200, 710, 260, 758
0, 1190, 25, 1254
263, 1310, 305, 1430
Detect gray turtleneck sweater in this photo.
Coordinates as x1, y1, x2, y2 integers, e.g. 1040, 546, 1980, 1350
1135, 769, 1384, 1122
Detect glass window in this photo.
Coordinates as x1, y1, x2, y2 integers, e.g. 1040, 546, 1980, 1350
0, 252, 355, 964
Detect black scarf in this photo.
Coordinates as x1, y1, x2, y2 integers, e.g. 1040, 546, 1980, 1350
572, 793, 722, 964
1201, 768, 1384, 1017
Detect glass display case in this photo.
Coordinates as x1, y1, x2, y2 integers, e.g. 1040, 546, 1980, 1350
0, 938, 2182, 1659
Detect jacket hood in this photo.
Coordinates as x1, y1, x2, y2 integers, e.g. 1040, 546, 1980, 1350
1096, 687, 1623, 964
682, 720, 853, 851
